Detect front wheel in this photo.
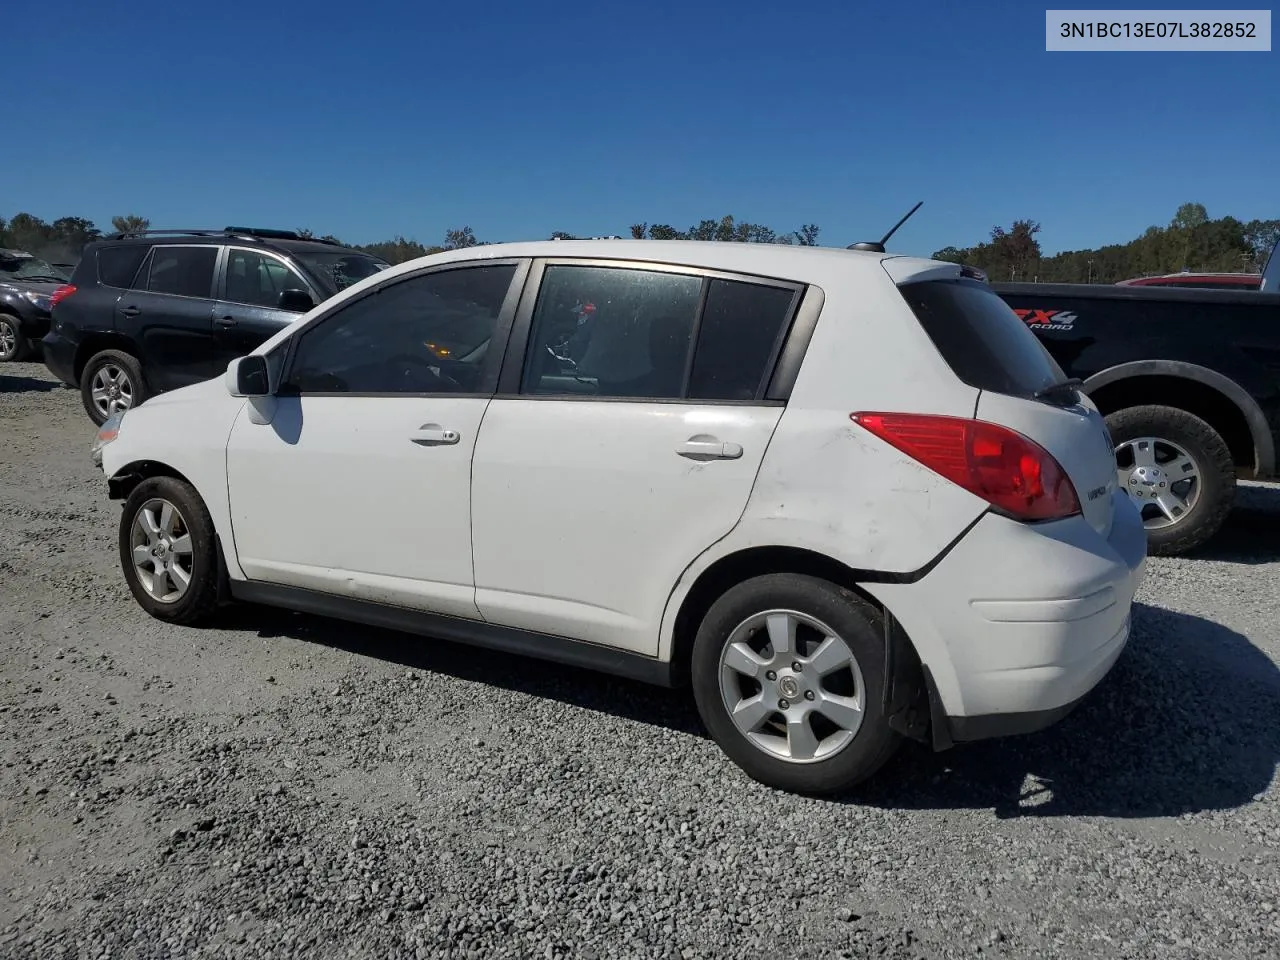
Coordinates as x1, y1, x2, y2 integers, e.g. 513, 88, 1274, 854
690, 573, 901, 795
0, 313, 30, 362
119, 476, 220, 625
1105, 404, 1236, 557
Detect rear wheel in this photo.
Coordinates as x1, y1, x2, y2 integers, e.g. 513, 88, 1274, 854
690, 573, 901, 795
0, 313, 30, 362
1105, 404, 1235, 556
81, 349, 148, 425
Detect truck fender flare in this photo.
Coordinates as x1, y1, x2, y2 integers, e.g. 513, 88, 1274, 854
1084, 359, 1275, 477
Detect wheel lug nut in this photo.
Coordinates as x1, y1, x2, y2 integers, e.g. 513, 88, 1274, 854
766, 670, 777, 681
791, 661, 802, 672
804, 690, 815, 701
778, 699, 789, 710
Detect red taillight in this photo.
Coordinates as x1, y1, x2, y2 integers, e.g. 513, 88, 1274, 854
851, 412, 1081, 521
50, 284, 77, 308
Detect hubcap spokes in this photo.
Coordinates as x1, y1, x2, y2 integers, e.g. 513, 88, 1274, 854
129, 499, 193, 604
1115, 436, 1201, 530
91, 365, 134, 416
719, 610, 865, 764
0, 321, 16, 356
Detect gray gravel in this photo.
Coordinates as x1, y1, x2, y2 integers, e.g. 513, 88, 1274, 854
3, 359, 1279, 960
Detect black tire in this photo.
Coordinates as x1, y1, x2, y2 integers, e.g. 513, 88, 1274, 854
1105, 404, 1235, 557
81, 349, 149, 425
0, 313, 30, 362
690, 573, 901, 795
119, 476, 220, 625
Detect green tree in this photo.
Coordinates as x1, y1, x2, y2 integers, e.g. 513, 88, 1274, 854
6, 213, 53, 253
50, 217, 101, 256
630, 223, 648, 239
794, 224, 821, 246
648, 224, 681, 240
111, 215, 150, 235
444, 226, 479, 250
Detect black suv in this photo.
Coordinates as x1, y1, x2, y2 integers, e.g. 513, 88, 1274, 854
0, 248, 71, 362
42, 227, 389, 424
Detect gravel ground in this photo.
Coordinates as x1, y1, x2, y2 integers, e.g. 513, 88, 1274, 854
3, 359, 1279, 960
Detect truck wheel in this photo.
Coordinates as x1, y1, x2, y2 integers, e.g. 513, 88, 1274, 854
0, 313, 30, 362
1105, 404, 1235, 557
81, 349, 149, 426
690, 573, 901, 795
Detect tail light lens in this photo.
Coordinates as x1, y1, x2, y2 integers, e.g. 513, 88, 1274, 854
50, 284, 77, 308
852, 412, 1081, 521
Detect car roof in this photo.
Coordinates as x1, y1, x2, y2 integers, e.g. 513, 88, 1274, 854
371, 238, 949, 286
86, 233, 371, 258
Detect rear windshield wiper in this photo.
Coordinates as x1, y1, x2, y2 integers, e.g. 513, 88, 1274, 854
1034, 377, 1084, 403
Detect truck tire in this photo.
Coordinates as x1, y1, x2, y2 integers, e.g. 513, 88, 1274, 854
81, 349, 149, 426
1105, 404, 1235, 557
0, 313, 31, 362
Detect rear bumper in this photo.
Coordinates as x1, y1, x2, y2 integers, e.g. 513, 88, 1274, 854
40, 331, 77, 386
863, 490, 1146, 744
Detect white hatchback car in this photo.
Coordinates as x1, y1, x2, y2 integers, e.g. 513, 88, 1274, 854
92, 239, 1146, 795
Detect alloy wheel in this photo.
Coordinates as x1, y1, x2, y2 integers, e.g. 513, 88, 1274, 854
91, 364, 135, 418
1115, 435, 1202, 529
718, 609, 866, 764
129, 498, 194, 604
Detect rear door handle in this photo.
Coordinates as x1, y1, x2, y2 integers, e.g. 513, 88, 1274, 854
215, 315, 238, 327
121, 306, 141, 317
410, 423, 460, 446
677, 437, 743, 460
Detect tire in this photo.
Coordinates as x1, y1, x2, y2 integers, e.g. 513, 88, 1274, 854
81, 349, 149, 425
690, 573, 901, 795
119, 476, 220, 625
0, 313, 30, 362
1105, 404, 1235, 557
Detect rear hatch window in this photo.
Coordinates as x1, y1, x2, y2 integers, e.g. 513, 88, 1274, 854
899, 278, 1072, 403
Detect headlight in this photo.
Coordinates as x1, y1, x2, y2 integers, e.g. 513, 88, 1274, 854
20, 290, 52, 311
90, 412, 124, 467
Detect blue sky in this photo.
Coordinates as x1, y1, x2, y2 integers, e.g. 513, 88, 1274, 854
8, 0, 1276, 256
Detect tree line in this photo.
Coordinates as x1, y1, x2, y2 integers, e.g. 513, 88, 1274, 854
3, 204, 1275, 284
933, 203, 1280, 283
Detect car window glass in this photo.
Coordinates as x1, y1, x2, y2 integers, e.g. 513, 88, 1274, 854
284, 264, 516, 395
523, 265, 701, 399
144, 247, 217, 299
225, 249, 310, 308
688, 279, 795, 400
98, 246, 149, 288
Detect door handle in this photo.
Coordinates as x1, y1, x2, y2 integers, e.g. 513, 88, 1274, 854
215, 315, 238, 327
410, 423, 460, 446
677, 436, 743, 461
121, 306, 141, 317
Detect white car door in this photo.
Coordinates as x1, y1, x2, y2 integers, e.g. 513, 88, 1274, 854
471, 260, 803, 655
226, 260, 528, 618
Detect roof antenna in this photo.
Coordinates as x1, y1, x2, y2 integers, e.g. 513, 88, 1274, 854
847, 201, 923, 252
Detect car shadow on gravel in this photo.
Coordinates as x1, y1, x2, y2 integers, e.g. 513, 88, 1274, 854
0, 374, 61, 394
855, 601, 1280, 818
224, 600, 1277, 819
1186, 483, 1280, 564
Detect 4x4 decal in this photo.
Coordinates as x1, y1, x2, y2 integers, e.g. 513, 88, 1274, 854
1014, 308, 1078, 331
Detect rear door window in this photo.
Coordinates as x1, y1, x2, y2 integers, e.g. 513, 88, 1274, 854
688, 279, 796, 400
143, 246, 218, 299
899, 278, 1068, 400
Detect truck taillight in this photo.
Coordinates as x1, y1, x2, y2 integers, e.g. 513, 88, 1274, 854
851, 412, 1081, 522
50, 284, 77, 308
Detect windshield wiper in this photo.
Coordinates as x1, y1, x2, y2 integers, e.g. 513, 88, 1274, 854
1033, 377, 1084, 403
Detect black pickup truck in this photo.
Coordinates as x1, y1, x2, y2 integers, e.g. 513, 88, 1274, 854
992, 241, 1280, 556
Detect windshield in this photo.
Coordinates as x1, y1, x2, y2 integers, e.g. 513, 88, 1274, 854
294, 251, 390, 293
0, 256, 70, 283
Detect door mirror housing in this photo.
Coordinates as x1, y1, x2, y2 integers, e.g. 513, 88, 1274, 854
278, 288, 315, 312
225, 354, 271, 397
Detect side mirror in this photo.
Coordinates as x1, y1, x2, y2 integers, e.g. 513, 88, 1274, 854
278, 288, 315, 312
225, 355, 270, 397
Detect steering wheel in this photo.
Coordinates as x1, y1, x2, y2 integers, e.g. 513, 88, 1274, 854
384, 353, 463, 392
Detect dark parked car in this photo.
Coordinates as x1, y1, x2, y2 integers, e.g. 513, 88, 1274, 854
991, 240, 1280, 556
0, 248, 71, 362
42, 227, 390, 423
